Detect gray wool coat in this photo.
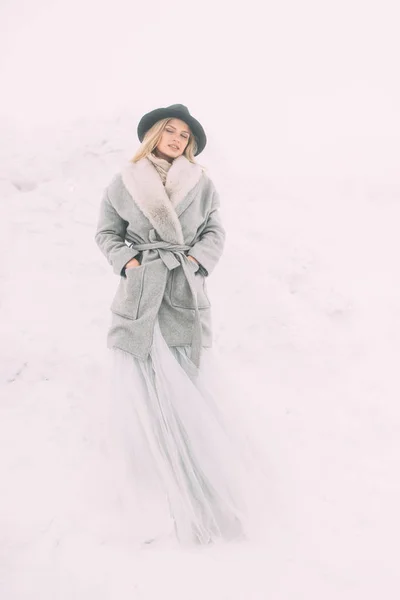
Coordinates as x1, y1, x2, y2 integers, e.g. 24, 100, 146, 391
94, 154, 226, 367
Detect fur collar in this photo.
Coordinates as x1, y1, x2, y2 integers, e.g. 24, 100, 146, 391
120, 154, 203, 244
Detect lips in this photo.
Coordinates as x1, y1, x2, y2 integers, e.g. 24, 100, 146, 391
169, 145, 179, 150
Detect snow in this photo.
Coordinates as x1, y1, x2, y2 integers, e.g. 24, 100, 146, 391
1, 0, 400, 598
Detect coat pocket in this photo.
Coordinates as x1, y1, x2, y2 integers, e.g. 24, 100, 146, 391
169, 263, 211, 310
110, 265, 145, 319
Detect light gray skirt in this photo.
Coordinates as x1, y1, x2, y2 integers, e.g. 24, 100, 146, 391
107, 315, 257, 546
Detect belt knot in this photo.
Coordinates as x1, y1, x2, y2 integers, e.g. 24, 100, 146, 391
128, 235, 202, 368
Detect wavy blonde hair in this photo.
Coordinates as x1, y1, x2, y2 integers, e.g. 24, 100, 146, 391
131, 118, 206, 172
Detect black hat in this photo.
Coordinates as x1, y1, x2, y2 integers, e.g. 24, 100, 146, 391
137, 103, 207, 156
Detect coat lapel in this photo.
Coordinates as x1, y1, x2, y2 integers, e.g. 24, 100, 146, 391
120, 155, 203, 244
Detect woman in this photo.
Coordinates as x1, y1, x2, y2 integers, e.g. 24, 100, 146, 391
95, 104, 252, 546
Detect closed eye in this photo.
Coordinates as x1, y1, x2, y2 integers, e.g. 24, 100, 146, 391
166, 127, 189, 138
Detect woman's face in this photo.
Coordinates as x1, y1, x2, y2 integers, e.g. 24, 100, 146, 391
154, 118, 191, 162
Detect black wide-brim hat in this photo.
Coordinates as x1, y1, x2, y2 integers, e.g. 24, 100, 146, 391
137, 104, 207, 156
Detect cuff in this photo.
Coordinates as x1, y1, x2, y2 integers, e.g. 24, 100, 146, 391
187, 252, 209, 277
113, 247, 141, 276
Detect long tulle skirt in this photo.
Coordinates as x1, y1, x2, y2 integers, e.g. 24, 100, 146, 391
107, 316, 266, 546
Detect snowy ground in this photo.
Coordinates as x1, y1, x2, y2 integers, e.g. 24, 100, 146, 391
1, 0, 400, 597
1, 116, 399, 599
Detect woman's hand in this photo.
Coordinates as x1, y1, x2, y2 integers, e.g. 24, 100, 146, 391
187, 255, 199, 265
125, 257, 140, 270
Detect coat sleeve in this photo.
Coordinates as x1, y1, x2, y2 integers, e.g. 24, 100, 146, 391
94, 185, 141, 276
187, 183, 226, 277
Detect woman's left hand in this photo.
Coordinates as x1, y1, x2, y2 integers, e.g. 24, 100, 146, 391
187, 255, 199, 265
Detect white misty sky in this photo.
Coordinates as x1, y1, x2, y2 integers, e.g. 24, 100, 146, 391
1, 0, 399, 178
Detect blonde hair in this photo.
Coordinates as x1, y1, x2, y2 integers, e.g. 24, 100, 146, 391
131, 117, 206, 171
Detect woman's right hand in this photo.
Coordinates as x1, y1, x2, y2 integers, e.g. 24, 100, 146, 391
125, 257, 140, 269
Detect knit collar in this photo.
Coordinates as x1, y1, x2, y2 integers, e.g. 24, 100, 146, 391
147, 151, 173, 186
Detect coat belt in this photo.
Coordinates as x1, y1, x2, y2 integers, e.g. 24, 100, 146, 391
129, 234, 203, 368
